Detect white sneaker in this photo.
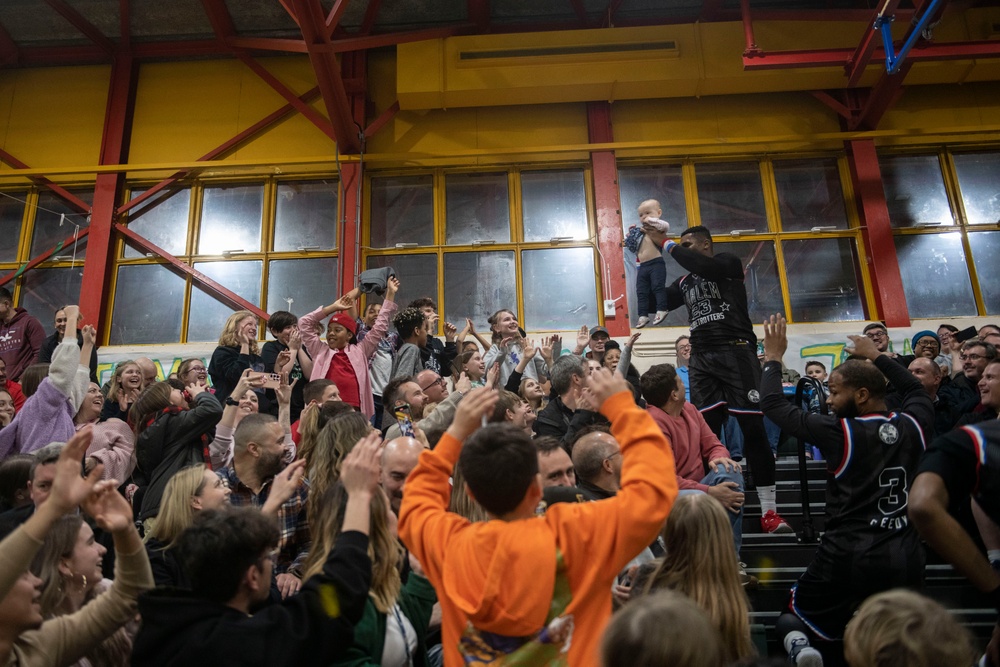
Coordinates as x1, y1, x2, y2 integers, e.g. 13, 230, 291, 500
785, 631, 823, 666
636, 316, 649, 328
652, 311, 667, 326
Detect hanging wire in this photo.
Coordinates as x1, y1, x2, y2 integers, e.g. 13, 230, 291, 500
0, 190, 91, 219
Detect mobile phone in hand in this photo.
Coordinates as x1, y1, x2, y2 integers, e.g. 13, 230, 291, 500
261, 373, 282, 389
394, 402, 415, 437
954, 326, 978, 344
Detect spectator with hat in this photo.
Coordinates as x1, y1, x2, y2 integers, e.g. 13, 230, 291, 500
298, 277, 400, 420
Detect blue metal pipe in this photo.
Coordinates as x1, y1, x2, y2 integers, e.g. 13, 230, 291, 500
875, 0, 944, 75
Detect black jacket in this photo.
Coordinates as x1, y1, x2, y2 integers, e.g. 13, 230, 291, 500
419, 337, 457, 376
131, 531, 372, 667
38, 330, 99, 383
533, 396, 606, 448
132, 392, 223, 520
208, 345, 269, 410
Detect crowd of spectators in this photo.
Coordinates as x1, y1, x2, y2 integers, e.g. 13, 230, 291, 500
1, 228, 1000, 667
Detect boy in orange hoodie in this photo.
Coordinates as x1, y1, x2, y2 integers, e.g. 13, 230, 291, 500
399, 369, 678, 667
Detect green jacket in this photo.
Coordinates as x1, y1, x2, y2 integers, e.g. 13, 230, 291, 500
331, 572, 437, 667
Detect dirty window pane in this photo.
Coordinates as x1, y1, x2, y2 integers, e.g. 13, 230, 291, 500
266, 257, 339, 317
880, 154, 954, 228
30, 189, 93, 258
715, 240, 783, 323
695, 162, 767, 234
443, 252, 516, 332
19, 267, 82, 326
617, 165, 688, 327
774, 158, 849, 232
369, 175, 434, 248
893, 232, 976, 318
198, 184, 264, 254
274, 180, 338, 251
521, 170, 589, 242
110, 264, 186, 345
365, 254, 438, 323
445, 172, 510, 245
953, 152, 1000, 225
0, 192, 26, 262
968, 231, 1000, 315
187, 260, 263, 342
123, 188, 190, 259
521, 247, 598, 331
782, 238, 864, 322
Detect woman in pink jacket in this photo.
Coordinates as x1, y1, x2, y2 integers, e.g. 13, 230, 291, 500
298, 277, 399, 420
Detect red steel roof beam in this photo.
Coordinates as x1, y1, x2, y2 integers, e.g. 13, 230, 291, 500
292, 0, 360, 153
236, 54, 337, 141
325, 0, 352, 37
199, 0, 237, 43
227, 37, 308, 53
363, 100, 399, 139
115, 223, 268, 320
0, 20, 20, 65
740, 0, 762, 58
0, 148, 92, 212
468, 0, 490, 31
328, 25, 474, 52
0, 228, 91, 288
119, 86, 322, 215
845, 0, 902, 87
42, 0, 116, 57
360, 0, 382, 35
569, 0, 591, 27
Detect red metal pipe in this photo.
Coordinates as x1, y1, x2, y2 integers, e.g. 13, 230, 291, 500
363, 101, 399, 139
740, 0, 761, 58
745, 40, 1000, 70
226, 37, 308, 53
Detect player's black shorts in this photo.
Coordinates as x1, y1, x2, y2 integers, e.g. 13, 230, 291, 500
788, 538, 925, 641
689, 342, 762, 415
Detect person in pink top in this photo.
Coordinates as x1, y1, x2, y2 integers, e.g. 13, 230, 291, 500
641, 362, 746, 556
298, 277, 399, 420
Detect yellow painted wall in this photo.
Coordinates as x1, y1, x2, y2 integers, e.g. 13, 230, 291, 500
0, 65, 109, 174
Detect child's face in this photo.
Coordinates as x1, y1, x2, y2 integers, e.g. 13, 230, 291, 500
638, 202, 661, 223
806, 365, 827, 381
326, 323, 352, 350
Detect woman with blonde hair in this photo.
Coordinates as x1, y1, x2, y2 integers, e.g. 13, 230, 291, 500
482, 309, 547, 388
100, 359, 144, 421
295, 400, 356, 467
303, 482, 436, 667
208, 310, 268, 409
143, 464, 231, 587
641, 493, 755, 663
303, 411, 373, 524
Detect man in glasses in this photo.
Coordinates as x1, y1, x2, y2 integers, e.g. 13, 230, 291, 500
861, 323, 907, 366
415, 369, 449, 405
947, 341, 999, 423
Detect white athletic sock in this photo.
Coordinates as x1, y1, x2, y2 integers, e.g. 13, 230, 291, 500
783, 630, 810, 654
988, 549, 1000, 563
758, 485, 777, 513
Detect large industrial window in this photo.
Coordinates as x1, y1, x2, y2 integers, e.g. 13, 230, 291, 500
108, 178, 339, 345
362, 167, 601, 334
882, 149, 1000, 319
617, 155, 868, 326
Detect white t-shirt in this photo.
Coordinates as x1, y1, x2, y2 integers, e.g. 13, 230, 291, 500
381, 604, 417, 667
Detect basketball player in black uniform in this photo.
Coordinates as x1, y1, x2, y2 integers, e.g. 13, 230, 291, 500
644, 224, 789, 532
760, 315, 934, 667
911, 418, 1000, 665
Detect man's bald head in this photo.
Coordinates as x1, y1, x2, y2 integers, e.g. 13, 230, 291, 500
571, 431, 622, 492
415, 369, 448, 404
135, 357, 158, 386
381, 436, 425, 514
908, 356, 941, 397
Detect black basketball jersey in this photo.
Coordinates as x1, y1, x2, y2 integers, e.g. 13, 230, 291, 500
919, 419, 1000, 526
822, 411, 927, 552
664, 248, 754, 348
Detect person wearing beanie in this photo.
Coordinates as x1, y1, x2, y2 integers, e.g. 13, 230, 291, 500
894, 330, 943, 369
298, 278, 400, 419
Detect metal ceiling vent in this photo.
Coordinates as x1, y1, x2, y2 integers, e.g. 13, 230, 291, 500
459, 41, 679, 62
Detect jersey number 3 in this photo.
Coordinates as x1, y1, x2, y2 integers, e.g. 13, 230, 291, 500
878, 467, 909, 516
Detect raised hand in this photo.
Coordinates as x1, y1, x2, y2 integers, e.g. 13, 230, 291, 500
485, 361, 501, 389
539, 336, 554, 364
583, 367, 632, 409
276, 372, 296, 406
626, 332, 641, 348
385, 276, 400, 301
454, 371, 472, 395
522, 338, 537, 360
331, 292, 355, 311
762, 314, 788, 363
45, 425, 104, 515
447, 387, 500, 441
267, 459, 306, 509
288, 327, 302, 351
81, 481, 134, 533
275, 349, 293, 373
81, 324, 97, 347
444, 321, 457, 342
575, 325, 589, 353
186, 381, 207, 400
846, 333, 882, 361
